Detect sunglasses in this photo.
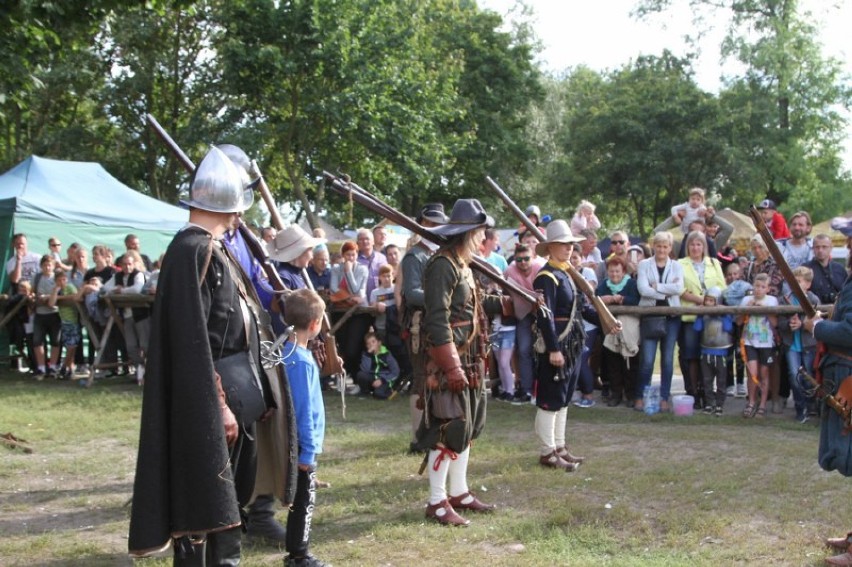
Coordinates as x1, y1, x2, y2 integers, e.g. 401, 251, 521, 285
515, 256, 531, 262
611, 240, 626, 245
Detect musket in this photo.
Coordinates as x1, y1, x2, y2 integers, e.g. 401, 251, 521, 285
484, 176, 621, 334
748, 204, 817, 319
247, 160, 343, 377
322, 172, 544, 311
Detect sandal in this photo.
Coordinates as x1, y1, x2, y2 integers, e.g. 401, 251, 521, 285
742, 404, 755, 418
755, 406, 766, 419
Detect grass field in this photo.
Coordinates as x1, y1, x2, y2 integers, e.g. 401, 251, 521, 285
1, 369, 850, 566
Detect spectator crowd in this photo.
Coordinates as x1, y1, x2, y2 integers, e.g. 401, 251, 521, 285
4, 191, 851, 427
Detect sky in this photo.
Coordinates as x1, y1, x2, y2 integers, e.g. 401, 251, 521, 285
479, 0, 852, 164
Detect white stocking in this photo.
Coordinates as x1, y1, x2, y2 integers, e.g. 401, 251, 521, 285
448, 446, 470, 499
427, 449, 450, 505
554, 407, 568, 448
534, 408, 557, 455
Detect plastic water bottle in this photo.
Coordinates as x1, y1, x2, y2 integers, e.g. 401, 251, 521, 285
643, 385, 660, 415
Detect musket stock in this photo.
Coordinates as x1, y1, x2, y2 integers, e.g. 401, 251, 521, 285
323, 172, 542, 309
484, 176, 620, 334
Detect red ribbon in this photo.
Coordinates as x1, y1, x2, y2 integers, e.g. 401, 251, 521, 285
432, 444, 458, 471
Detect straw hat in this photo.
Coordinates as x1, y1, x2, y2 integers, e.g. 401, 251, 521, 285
428, 198, 494, 237
535, 220, 585, 256
267, 225, 326, 263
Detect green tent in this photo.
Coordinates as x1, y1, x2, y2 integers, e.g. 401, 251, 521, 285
0, 155, 188, 291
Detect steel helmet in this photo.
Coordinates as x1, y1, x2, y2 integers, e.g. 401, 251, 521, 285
216, 143, 259, 190
181, 146, 254, 213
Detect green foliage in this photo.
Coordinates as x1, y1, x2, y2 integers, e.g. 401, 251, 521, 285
540, 53, 729, 237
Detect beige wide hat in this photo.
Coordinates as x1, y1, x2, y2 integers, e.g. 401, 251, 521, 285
267, 225, 327, 263
535, 220, 585, 256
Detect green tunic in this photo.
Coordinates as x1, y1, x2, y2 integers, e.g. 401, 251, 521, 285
416, 251, 503, 452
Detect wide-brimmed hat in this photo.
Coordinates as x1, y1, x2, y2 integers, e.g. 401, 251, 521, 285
535, 220, 585, 256
831, 216, 852, 237
428, 198, 494, 237
757, 199, 777, 210
267, 225, 326, 263
416, 202, 449, 224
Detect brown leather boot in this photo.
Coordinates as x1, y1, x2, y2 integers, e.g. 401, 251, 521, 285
425, 499, 470, 526
539, 450, 579, 472
557, 445, 585, 464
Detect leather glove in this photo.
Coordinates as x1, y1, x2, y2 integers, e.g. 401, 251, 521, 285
215, 372, 239, 447
428, 342, 467, 393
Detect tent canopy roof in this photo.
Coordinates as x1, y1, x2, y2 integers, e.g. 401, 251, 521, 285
0, 155, 187, 231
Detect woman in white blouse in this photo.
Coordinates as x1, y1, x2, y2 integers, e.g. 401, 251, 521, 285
635, 232, 684, 411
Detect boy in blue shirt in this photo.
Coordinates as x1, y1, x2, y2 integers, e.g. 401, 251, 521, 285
282, 289, 328, 567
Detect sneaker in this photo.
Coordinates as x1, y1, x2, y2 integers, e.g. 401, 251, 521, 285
703, 405, 714, 414
45, 367, 56, 378
714, 407, 724, 417
735, 384, 747, 398
345, 384, 361, 395
33, 368, 45, 382
514, 392, 532, 404
57, 367, 70, 380
497, 392, 514, 403
796, 413, 809, 424
576, 398, 595, 408
726, 386, 735, 397
74, 364, 90, 377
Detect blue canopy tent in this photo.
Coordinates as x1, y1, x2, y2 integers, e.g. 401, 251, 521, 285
0, 155, 188, 292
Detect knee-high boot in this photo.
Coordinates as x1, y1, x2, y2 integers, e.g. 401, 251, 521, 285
207, 526, 242, 567
173, 536, 206, 567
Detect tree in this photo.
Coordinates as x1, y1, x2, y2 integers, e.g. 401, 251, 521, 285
636, 0, 852, 216
97, 1, 227, 202
549, 52, 729, 237
215, 0, 468, 229
0, 1, 120, 169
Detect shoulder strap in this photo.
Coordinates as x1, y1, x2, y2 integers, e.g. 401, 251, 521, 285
556, 275, 579, 343
198, 238, 214, 286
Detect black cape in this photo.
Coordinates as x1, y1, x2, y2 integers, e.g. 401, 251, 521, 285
128, 227, 244, 555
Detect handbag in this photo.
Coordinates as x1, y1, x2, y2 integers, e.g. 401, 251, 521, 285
640, 315, 667, 340
214, 350, 267, 426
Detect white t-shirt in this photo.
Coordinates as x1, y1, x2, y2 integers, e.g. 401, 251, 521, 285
369, 285, 396, 330
740, 294, 779, 348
